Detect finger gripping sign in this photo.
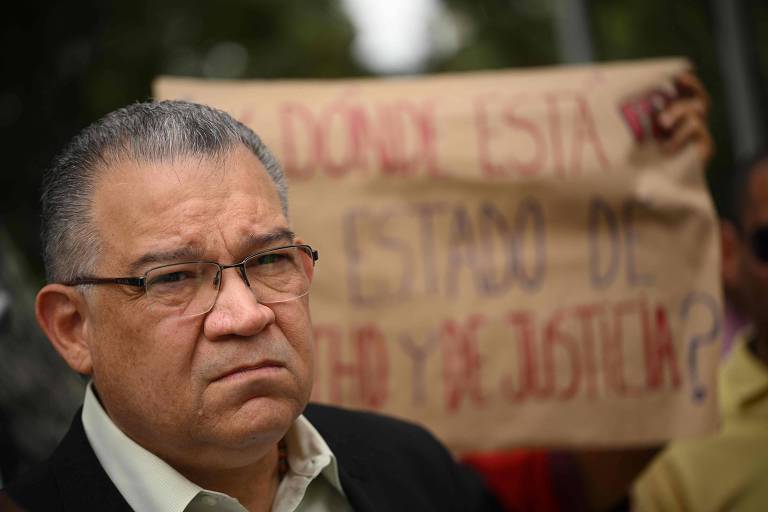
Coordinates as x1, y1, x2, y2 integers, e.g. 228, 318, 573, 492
155, 58, 721, 451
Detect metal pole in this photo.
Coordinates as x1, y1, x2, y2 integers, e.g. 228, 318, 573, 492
553, 0, 595, 63
712, 0, 764, 158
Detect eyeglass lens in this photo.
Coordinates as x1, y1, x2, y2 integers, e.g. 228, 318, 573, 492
144, 246, 313, 316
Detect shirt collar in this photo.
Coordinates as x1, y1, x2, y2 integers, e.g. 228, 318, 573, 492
285, 414, 344, 492
82, 383, 344, 511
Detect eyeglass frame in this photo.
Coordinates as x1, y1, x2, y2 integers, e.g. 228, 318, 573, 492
61, 243, 319, 312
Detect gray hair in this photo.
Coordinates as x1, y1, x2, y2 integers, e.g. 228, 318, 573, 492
40, 100, 288, 283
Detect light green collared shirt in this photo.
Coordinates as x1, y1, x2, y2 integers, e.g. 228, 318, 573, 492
82, 384, 351, 512
633, 331, 768, 511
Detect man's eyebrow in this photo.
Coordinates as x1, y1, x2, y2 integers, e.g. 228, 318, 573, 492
128, 247, 206, 275
244, 228, 296, 250
126, 229, 296, 275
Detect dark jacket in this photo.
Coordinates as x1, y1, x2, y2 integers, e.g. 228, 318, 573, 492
1, 403, 501, 511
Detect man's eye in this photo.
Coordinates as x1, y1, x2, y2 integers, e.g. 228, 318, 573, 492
256, 253, 289, 265
150, 271, 194, 286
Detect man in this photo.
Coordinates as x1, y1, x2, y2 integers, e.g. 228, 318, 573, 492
632, 148, 768, 511
0, 101, 499, 511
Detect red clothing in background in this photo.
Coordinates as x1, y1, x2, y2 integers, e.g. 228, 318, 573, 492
462, 450, 587, 512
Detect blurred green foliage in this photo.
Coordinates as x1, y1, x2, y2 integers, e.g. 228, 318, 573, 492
0, 0, 363, 279
432, 0, 558, 69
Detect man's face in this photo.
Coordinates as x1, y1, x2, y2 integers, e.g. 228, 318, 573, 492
84, 145, 314, 470
736, 163, 768, 332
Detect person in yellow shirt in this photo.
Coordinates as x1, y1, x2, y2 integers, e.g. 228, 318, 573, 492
633, 148, 768, 512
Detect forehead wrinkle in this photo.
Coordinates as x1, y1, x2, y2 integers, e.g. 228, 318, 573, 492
215, 216, 234, 262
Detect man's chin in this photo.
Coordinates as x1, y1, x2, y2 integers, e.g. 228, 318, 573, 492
221, 395, 304, 445
198, 376, 310, 445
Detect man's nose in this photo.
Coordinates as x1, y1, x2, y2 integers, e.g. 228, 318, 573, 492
203, 267, 275, 340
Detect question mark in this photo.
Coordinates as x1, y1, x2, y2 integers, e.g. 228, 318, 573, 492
680, 291, 722, 403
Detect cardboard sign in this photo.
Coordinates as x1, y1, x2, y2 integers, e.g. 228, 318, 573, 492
155, 59, 722, 451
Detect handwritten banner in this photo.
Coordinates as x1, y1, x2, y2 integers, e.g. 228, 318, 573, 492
155, 59, 722, 451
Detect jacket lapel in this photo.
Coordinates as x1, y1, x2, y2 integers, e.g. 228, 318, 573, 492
52, 411, 133, 511
303, 404, 392, 512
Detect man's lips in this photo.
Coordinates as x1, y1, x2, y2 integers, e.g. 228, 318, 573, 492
213, 361, 286, 382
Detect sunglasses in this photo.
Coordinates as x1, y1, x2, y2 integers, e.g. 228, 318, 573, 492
751, 226, 768, 263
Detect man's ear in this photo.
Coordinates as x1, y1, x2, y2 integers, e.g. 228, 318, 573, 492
35, 284, 93, 375
721, 220, 743, 290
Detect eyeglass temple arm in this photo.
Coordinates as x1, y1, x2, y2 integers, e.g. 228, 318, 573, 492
63, 277, 145, 288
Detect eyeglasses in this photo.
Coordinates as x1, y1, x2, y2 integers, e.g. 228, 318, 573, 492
63, 244, 319, 317
751, 227, 768, 263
